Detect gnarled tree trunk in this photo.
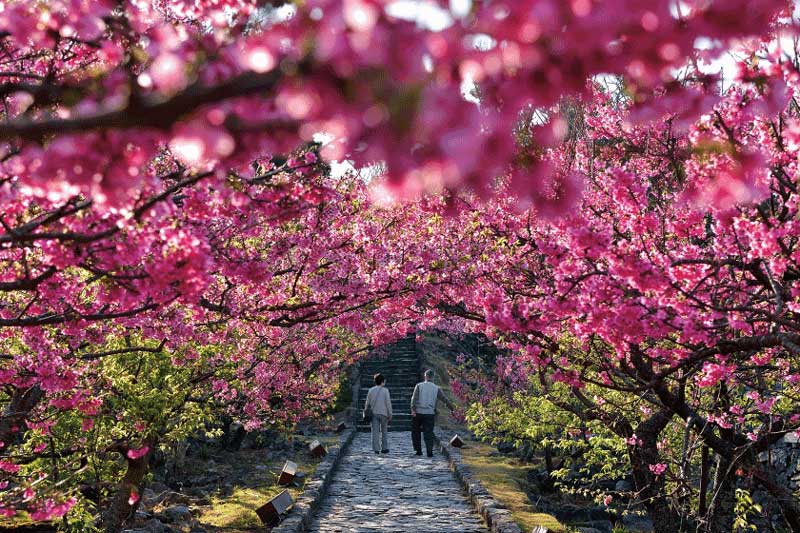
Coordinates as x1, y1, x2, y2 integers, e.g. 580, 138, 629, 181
102, 438, 156, 533
628, 411, 683, 533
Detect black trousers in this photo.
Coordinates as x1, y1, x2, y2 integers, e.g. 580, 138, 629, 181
411, 413, 436, 455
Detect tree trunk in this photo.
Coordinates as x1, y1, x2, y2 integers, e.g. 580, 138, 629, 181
544, 444, 554, 473
0, 385, 43, 446
647, 376, 800, 531
629, 448, 682, 533
698, 445, 710, 517
705, 387, 737, 532
102, 438, 156, 533
628, 412, 683, 533
706, 453, 736, 533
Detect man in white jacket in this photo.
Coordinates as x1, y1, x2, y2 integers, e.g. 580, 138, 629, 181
410, 369, 454, 457
364, 373, 392, 454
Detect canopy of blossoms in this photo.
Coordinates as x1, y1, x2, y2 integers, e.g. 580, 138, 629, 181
0, 0, 798, 530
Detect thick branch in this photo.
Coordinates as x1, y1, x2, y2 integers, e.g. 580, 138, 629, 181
0, 68, 285, 141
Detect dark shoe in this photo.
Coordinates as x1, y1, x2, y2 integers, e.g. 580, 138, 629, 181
374, 451, 379, 454
381, 449, 389, 454
415, 451, 422, 456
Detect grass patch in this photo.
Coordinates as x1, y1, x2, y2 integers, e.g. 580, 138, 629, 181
198, 435, 340, 532
461, 441, 566, 533
201, 485, 301, 530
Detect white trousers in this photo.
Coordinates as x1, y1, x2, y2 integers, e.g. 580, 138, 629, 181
371, 414, 389, 452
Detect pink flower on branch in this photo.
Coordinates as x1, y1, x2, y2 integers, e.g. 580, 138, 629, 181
126, 447, 150, 460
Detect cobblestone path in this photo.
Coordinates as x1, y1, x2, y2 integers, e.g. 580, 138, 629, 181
308, 432, 488, 532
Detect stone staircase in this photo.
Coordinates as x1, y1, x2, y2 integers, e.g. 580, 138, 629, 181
356, 335, 419, 432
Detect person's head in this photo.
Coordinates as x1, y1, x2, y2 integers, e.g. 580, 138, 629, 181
374, 373, 385, 386
424, 369, 434, 382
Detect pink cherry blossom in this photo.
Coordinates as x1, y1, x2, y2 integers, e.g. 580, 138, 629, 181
127, 447, 150, 460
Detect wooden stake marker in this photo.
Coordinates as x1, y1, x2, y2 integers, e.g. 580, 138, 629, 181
255, 489, 293, 526
309, 439, 327, 458
449, 434, 464, 448
277, 460, 298, 486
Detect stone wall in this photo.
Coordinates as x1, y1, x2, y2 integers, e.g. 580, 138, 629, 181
434, 429, 523, 533
272, 428, 357, 532
755, 432, 800, 526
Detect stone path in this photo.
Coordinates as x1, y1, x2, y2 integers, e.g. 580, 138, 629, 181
308, 432, 488, 532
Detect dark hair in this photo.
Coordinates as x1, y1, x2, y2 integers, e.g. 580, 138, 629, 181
374, 373, 385, 386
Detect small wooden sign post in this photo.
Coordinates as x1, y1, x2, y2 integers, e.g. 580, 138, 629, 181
255, 489, 293, 526
449, 434, 464, 448
309, 439, 327, 457
277, 460, 298, 486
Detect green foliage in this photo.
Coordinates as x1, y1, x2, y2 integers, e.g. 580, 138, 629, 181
14, 333, 228, 527
733, 489, 763, 532
465, 385, 630, 501
327, 369, 353, 413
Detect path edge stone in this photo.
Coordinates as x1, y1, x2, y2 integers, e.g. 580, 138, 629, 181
434, 429, 524, 533
272, 428, 357, 532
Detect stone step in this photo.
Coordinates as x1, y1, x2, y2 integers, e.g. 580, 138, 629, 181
363, 354, 418, 359
361, 370, 418, 374
362, 363, 417, 367
359, 382, 418, 389
368, 347, 415, 354
359, 384, 419, 391
358, 385, 416, 390
360, 372, 419, 378
360, 372, 418, 379
356, 418, 414, 426
360, 364, 419, 371
360, 372, 418, 377
355, 417, 414, 422
362, 354, 418, 359
356, 413, 415, 420
360, 368, 419, 374
357, 404, 416, 413
353, 338, 421, 434
357, 401, 416, 410
358, 389, 415, 394
359, 382, 416, 387
375, 342, 414, 349
363, 362, 416, 367
357, 402, 415, 409
358, 384, 417, 391
359, 384, 416, 388
356, 426, 412, 432
358, 387, 416, 393
356, 406, 415, 413
357, 394, 416, 403
355, 410, 413, 417
356, 421, 414, 427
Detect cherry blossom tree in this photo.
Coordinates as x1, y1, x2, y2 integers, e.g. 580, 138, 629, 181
0, 0, 798, 528
432, 55, 800, 530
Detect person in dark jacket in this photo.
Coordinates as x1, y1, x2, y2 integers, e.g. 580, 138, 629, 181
410, 369, 454, 457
